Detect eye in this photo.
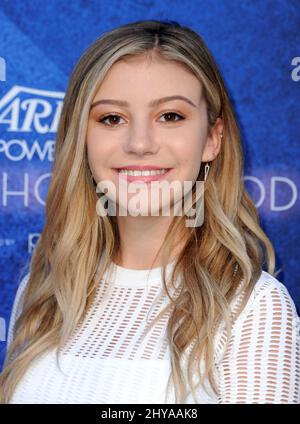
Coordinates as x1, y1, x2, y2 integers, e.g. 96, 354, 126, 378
159, 112, 185, 123
98, 111, 185, 127
98, 114, 126, 127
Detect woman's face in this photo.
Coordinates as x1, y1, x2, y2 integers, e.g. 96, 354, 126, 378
86, 53, 222, 217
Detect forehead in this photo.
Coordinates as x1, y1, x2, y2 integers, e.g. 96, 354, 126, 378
93, 54, 203, 101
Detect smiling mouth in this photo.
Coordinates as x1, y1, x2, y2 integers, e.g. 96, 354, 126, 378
112, 168, 172, 183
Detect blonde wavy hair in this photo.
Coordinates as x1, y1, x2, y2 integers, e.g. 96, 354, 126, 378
0, 19, 277, 404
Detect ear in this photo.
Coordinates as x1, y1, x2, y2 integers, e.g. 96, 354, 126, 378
202, 117, 224, 162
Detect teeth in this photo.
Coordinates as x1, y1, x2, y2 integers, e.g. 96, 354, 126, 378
118, 169, 167, 176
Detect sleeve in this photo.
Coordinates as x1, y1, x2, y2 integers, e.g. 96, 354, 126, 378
216, 281, 300, 404
6, 273, 30, 354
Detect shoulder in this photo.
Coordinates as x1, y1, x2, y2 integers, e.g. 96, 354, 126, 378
233, 270, 300, 335
245, 270, 298, 312
252, 270, 294, 298
214, 271, 300, 354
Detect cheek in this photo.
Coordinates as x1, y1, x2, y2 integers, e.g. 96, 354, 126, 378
86, 125, 110, 164
173, 136, 204, 181
87, 124, 102, 152
86, 130, 108, 180
170, 122, 205, 159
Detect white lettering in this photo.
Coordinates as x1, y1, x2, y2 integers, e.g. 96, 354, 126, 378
49, 101, 63, 132
0, 317, 6, 342
28, 233, 40, 254
0, 86, 64, 133
0, 98, 20, 131
270, 177, 297, 211
1, 172, 52, 206
291, 57, 300, 82
2, 172, 29, 206
0, 139, 55, 161
34, 173, 52, 206
96, 178, 205, 227
0, 57, 6, 82
244, 176, 266, 207
20, 99, 53, 133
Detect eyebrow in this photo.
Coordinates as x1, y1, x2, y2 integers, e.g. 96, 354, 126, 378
90, 95, 197, 110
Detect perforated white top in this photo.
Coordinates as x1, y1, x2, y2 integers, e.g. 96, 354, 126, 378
5, 259, 300, 404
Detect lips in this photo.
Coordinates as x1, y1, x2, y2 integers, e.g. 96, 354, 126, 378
115, 165, 172, 171
112, 167, 172, 184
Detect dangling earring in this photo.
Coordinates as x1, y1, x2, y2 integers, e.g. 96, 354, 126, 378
88, 168, 96, 184
204, 162, 210, 182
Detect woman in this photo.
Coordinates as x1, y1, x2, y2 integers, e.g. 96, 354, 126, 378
1, 19, 299, 404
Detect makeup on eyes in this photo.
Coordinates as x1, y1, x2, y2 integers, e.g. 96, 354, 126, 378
97, 111, 185, 126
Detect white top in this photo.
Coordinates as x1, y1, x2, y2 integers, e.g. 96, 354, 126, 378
5, 259, 300, 404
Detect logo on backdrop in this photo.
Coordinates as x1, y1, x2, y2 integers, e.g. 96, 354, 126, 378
0, 317, 5, 342
0, 85, 64, 208
291, 57, 300, 82
0, 85, 64, 132
244, 176, 297, 212
0, 57, 6, 82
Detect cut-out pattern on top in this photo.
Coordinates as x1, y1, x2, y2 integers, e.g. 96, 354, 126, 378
5, 262, 300, 404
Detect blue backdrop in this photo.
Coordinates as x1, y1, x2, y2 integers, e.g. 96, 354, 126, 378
0, 0, 299, 371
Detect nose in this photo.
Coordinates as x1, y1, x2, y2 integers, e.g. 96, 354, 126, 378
123, 122, 160, 156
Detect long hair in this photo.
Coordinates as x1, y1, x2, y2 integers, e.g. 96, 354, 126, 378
0, 19, 277, 404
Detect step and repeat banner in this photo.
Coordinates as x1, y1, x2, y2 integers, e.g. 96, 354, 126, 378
0, 1, 299, 369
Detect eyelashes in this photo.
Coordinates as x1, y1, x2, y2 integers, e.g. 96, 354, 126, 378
98, 112, 185, 127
